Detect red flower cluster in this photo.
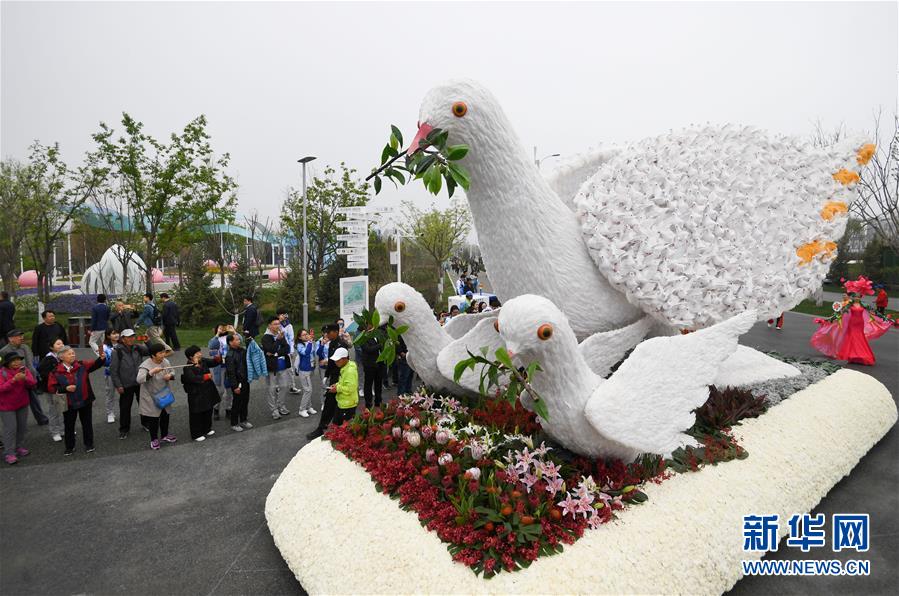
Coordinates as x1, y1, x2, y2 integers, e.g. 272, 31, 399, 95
324, 398, 670, 577
470, 398, 540, 435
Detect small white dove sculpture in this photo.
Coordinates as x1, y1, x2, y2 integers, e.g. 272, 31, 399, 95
497, 294, 756, 459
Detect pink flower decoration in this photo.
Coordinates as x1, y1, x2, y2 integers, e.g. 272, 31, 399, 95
558, 494, 579, 517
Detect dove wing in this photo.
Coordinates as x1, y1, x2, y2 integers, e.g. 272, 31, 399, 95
574, 125, 869, 329
544, 147, 620, 210
578, 316, 653, 378
443, 309, 499, 339
437, 317, 506, 396
584, 310, 756, 457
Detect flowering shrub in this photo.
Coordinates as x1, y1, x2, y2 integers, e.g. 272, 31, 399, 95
325, 391, 746, 578
46, 293, 104, 314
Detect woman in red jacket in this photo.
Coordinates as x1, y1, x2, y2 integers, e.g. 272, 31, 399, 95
1, 353, 37, 464
47, 346, 105, 456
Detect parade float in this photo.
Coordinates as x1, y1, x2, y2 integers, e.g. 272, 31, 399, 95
266, 80, 896, 593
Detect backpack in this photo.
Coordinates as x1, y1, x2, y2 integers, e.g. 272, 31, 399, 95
151, 303, 162, 326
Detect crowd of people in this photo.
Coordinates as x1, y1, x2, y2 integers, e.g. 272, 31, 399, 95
0, 292, 421, 464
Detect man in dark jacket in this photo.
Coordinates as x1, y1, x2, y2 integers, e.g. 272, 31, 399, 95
360, 325, 386, 408
224, 333, 252, 431
109, 329, 148, 439
260, 316, 291, 419
109, 301, 134, 333
32, 310, 67, 362
89, 294, 110, 353
0, 291, 15, 348
395, 334, 414, 396
305, 324, 350, 440
160, 293, 181, 350
242, 296, 260, 338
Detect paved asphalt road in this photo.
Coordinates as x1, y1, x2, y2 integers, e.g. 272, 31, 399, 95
0, 312, 895, 595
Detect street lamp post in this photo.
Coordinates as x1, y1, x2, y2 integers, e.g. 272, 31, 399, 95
533, 146, 560, 169
298, 156, 317, 330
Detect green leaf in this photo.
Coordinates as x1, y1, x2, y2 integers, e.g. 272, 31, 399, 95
532, 398, 549, 421
446, 145, 469, 160
446, 175, 456, 198
428, 165, 442, 194
447, 162, 471, 190
373, 176, 382, 194
453, 359, 470, 382
387, 169, 406, 186
371, 308, 380, 328
390, 125, 404, 148
494, 347, 515, 369
415, 154, 437, 177
395, 324, 409, 335
389, 134, 399, 151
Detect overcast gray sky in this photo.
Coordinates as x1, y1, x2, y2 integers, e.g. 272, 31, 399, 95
3, 1, 897, 227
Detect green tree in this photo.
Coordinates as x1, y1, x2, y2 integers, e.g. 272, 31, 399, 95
22, 142, 96, 301
175, 252, 216, 325
88, 113, 237, 292
862, 237, 887, 281
401, 198, 472, 299
276, 255, 307, 323
224, 255, 260, 318
281, 163, 369, 296
316, 258, 351, 312
828, 218, 864, 282
0, 160, 32, 295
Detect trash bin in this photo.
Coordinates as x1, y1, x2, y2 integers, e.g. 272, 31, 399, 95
67, 316, 92, 348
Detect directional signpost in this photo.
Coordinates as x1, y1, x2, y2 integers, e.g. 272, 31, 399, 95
337, 205, 395, 276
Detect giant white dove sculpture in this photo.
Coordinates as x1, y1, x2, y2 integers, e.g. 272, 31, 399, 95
408, 79, 872, 333
375, 283, 655, 396
497, 294, 756, 459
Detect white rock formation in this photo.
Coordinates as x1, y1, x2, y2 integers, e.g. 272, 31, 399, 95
81, 245, 147, 295
497, 294, 754, 459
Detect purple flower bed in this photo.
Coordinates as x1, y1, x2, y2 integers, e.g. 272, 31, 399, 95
45, 293, 133, 314
16, 285, 71, 296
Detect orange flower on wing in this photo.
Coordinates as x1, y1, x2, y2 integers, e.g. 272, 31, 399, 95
820, 201, 848, 221
856, 143, 876, 165
833, 169, 860, 185
796, 239, 836, 265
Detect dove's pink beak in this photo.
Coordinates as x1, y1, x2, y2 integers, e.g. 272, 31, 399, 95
406, 122, 434, 155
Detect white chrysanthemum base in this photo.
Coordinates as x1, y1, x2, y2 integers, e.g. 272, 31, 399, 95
265, 370, 896, 594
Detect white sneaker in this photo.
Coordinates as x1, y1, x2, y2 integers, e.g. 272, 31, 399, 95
272, 411, 281, 420
206, 430, 215, 436
52, 434, 62, 442
194, 436, 206, 442
298, 410, 309, 418
307, 408, 317, 415
278, 406, 290, 416
241, 421, 254, 429
767, 322, 773, 328
106, 414, 115, 424
289, 387, 301, 394
231, 425, 244, 432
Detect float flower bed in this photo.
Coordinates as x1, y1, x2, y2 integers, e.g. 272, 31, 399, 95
320, 388, 753, 578
266, 369, 895, 594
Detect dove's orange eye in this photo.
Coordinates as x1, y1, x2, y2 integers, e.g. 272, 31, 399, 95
537, 324, 553, 341
452, 102, 467, 117
394, 301, 406, 313
493, 320, 499, 332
